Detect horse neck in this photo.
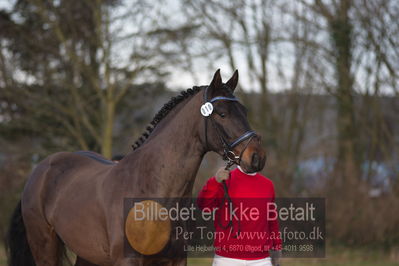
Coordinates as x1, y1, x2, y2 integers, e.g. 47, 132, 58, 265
123, 94, 206, 197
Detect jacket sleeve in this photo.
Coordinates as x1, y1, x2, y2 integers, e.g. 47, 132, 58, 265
196, 177, 224, 211
269, 182, 282, 250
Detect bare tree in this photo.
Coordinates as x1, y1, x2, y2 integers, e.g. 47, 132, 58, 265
170, 0, 320, 194
0, 0, 166, 158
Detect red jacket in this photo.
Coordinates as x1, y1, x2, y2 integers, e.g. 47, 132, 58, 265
197, 167, 282, 259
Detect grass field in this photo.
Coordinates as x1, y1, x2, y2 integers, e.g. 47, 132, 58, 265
188, 246, 399, 266
1, 244, 398, 266
0, 244, 6, 266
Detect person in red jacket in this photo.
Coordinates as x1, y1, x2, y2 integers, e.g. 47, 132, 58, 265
197, 166, 282, 266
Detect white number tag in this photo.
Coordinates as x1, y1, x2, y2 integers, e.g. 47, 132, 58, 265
200, 102, 214, 117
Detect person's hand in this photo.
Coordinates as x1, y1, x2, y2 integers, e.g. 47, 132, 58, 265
270, 250, 282, 266
215, 167, 230, 183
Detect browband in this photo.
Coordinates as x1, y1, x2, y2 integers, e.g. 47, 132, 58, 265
203, 86, 239, 104
209, 96, 238, 103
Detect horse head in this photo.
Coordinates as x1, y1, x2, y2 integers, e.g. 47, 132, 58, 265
201, 69, 266, 173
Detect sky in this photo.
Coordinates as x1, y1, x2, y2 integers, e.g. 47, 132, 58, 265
0, 0, 396, 95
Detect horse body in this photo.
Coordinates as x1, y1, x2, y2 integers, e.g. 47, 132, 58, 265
22, 152, 113, 265
20, 91, 205, 266
7, 70, 266, 266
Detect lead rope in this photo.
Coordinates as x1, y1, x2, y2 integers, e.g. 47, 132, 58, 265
221, 164, 241, 238
219, 135, 255, 238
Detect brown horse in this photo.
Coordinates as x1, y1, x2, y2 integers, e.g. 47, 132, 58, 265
6, 70, 266, 266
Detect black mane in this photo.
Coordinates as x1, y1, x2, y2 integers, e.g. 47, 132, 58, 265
132, 86, 203, 150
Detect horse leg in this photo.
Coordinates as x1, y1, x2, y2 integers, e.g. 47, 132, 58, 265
22, 201, 63, 265
113, 258, 186, 266
75, 257, 99, 266
113, 258, 143, 266
24, 219, 63, 266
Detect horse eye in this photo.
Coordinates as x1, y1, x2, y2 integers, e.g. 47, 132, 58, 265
220, 113, 226, 118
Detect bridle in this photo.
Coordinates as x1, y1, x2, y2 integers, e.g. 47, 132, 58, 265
201, 85, 258, 238
201, 86, 257, 168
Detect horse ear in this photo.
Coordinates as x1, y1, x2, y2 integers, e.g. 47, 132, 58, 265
209, 69, 222, 90
225, 70, 239, 92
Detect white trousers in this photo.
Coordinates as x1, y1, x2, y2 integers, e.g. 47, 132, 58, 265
212, 254, 273, 266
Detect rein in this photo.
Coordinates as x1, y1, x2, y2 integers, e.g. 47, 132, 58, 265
201, 86, 257, 238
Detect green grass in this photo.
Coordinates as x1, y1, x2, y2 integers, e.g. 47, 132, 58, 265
1, 244, 398, 266
187, 245, 399, 266
0, 243, 6, 266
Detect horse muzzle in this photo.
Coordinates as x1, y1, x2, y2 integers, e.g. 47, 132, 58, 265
239, 139, 266, 173
250, 151, 266, 172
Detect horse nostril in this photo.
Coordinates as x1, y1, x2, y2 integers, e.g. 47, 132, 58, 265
251, 153, 259, 169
